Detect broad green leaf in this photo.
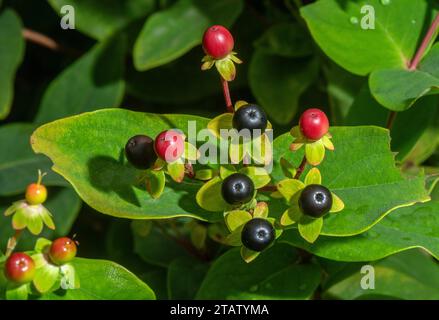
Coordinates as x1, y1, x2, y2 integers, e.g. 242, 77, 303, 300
272, 127, 429, 236
196, 244, 320, 299
132, 222, 190, 267
280, 200, 439, 262
301, 0, 432, 75
48, 0, 155, 40
35, 38, 126, 124
369, 44, 439, 111
38, 258, 155, 300
0, 9, 24, 119
324, 250, 439, 300
0, 187, 81, 251
133, 0, 244, 71
31, 109, 222, 221
0, 123, 68, 196
254, 22, 313, 58
167, 257, 209, 299
344, 84, 439, 163
249, 52, 318, 125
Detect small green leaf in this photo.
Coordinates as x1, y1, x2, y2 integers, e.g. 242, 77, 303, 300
240, 246, 260, 263
305, 140, 326, 166
196, 177, 228, 212
304, 167, 322, 185
277, 179, 305, 203
225, 210, 252, 232
167, 161, 185, 183
298, 216, 323, 244
240, 166, 271, 189
145, 170, 166, 199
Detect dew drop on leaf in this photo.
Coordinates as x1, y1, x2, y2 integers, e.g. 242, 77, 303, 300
380, 0, 391, 5
350, 17, 359, 24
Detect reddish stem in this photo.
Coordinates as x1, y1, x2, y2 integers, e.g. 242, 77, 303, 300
260, 185, 278, 192
386, 111, 398, 130
22, 28, 80, 57
221, 77, 234, 113
294, 156, 307, 179
409, 13, 439, 70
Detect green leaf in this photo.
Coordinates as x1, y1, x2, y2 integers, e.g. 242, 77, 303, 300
0, 123, 68, 196
31, 109, 222, 221
0, 9, 24, 119
167, 161, 185, 183
38, 258, 155, 300
254, 22, 313, 58
133, 0, 243, 71
324, 250, 439, 300
196, 244, 321, 299
281, 200, 439, 262
369, 44, 439, 111
272, 127, 429, 236
167, 257, 209, 299
196, 176, 228, 213
249, 52, 318, 125
6, 283, 29, 300
132, 222, 190, 267
145, 170, 165, 199
301, 0, 431, 75
35, 37, 126, 124
48, 0, 155, 40
298, 216, 323, 244
0, 187, 81, 251
239, 167, 271, 189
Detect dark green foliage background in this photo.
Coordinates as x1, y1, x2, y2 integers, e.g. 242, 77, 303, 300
2, 0, 439, 300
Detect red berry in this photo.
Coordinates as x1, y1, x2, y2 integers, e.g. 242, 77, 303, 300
154, 130, 185, 163
202, 25, 234, 59
25, 183, 47, 205
4, 253, 36, 284
299, 108, 329, 140
49, 237, 77, 265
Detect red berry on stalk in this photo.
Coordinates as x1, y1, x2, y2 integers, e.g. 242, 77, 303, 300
202, 25, 234, 59
49, 237, 77, 265
154, 130, 185, 163
299, 108, 329, 140
25, 183, 47, 205
4, 253, 36, 284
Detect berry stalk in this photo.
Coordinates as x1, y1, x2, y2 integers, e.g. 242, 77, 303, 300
294, 156, 308, 179
221, 77, 234, 113
5, 230, 23, 258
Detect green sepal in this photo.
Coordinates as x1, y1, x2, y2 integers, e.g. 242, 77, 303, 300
240, 246, 260, 263
253, 202, 269, 219
220, 165, 237, 180
240, 166, 271, 189
26, 211, 44, 235
5, 283, 29, 300
305, 140, 326, 166
184, 141, 199, 161
12, 207, 27, 230
277, 179, 305, 203
194, 169, 216, 181
298, 216, 323, 243
201, 55, 215, 70
196, 176, 227, 212
304, 167, 322, 185
229, 139, 246, 164
35, 237, 52, 253
41, 207, 55, 230
250, 133, 273, 166
330, 192, 345, 213
207, 113, 233, 139
145, 169, 166, 199
266, 217, 283, 239
215, 57, 236, 81
60, 263, 80, 290
322, 134, 334, 150
234, 100, 248, 110
280, 205, 302, 227
280, 157, 297, 178
224, 210, 252, 232
225, 225, 244, 246
167, 161, 185, 183
190, 224, 207, 250
33, 260, 61, 293
4, 201, 21, 216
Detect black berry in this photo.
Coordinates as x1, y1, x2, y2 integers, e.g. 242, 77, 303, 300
299, 184, 333, 218
241, 218, 275, 252
221, 173, 255, 205
232, 104, 268, 133
125, 135, 157, 169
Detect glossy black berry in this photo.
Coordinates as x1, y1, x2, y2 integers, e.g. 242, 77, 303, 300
232, 104, 268, 133
221, 173, 255, 205
125, 135, 157, 169
241, 218, 275, 252
299, 184, 333, 218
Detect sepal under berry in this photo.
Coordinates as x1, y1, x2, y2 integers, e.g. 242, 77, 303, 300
145, 169, 166, 199
201, 52, 242, 82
